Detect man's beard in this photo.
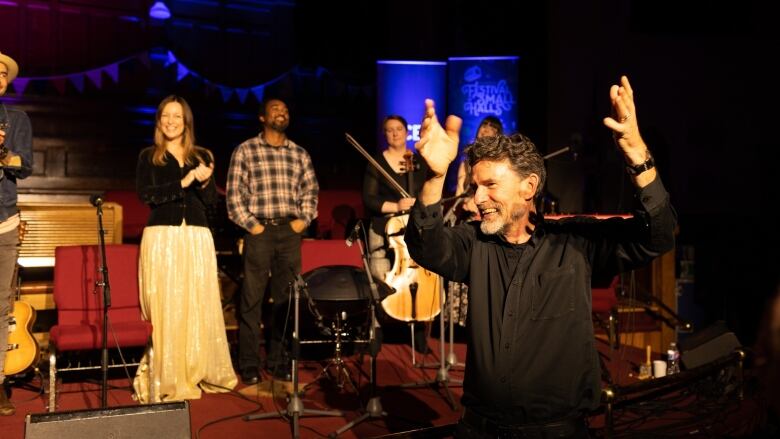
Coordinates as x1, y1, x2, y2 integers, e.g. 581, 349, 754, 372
480, 201, 528, 236
269, 118, 289, 133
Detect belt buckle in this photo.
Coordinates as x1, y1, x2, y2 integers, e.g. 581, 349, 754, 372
497, 426, 530, 439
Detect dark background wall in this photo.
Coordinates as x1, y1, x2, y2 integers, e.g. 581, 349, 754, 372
2, 0, 778, 345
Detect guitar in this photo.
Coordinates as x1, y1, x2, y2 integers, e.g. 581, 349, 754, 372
4, 220, 39, 376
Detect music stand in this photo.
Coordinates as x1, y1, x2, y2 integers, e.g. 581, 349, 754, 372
328, 222, 388, 437
244, 276, 343, 439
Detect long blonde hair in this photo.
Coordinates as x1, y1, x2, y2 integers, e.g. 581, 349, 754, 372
151, 95, 197, 166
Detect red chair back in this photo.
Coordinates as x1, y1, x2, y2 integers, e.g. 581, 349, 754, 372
103, 190, 151, 242
301, 239, 363, 274
50, 244, 151, 350
316, 190, 364, 239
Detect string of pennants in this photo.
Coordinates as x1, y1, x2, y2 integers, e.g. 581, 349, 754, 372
8, 47, 373, 103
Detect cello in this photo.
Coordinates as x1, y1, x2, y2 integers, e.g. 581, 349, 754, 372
346, 134, 442, 322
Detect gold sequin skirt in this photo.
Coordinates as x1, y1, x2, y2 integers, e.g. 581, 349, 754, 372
133, 223, 237, 403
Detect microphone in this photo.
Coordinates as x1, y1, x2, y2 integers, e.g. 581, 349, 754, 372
90, 194, 104, 207
345, 220, 362, 247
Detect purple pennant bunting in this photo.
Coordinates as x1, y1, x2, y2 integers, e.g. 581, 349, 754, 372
251, 85, 264, 102
11, 78, 30, 95
51, 78, 67, 95
104, 64, 119, 83
69, 74, 85, 93
165, 50, 177, 67
176, 63, 189, 81
235, 88, 249, 103
218, 86, 233, 102
86, 69, 103, 89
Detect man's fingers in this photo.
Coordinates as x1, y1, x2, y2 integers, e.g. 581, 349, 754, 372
444, 115, 463, 140
621, 76, 634, 100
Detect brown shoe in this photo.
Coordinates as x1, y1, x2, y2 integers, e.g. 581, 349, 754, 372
0, 383, 15, 416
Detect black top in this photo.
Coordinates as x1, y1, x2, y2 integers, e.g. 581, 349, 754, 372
135, 146, 217, 228
406, 177, 676, 424
362, 150, 429, 235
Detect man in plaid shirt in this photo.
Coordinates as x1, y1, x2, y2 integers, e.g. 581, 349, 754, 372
226, 98, 319, 384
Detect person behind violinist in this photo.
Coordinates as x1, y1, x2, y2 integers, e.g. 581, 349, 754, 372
453, 115, 503, 223
362, 115, 430, 352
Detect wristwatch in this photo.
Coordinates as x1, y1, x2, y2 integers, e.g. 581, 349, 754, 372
625, 156, 655, 175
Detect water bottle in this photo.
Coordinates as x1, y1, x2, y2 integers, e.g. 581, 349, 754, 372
667, 342, 681, 375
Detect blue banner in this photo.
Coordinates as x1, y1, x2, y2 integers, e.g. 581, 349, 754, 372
447, 56, 519, 190
376, 60, 447, 153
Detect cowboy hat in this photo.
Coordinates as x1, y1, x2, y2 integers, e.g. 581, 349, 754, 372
0, 51, 19, 83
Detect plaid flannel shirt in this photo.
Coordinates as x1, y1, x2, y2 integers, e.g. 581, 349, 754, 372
226, 134, 319, 232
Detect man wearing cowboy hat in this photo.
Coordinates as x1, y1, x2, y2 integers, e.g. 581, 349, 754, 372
0, 50, 33, 416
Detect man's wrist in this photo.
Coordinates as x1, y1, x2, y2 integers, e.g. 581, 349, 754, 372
625, 155, 655, 176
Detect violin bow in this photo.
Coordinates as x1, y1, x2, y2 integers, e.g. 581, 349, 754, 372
345, 133, 411, 199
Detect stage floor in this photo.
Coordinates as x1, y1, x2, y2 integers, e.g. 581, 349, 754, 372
0, 335, 765, 438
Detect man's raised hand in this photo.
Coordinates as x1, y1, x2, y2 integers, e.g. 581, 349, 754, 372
415, 99, 462, 178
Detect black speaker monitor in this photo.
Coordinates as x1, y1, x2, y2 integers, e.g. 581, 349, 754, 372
678, 320, 741, 370
25, 401, 191, 439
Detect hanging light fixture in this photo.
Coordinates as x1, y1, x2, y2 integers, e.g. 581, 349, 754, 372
149, 1, 171, 20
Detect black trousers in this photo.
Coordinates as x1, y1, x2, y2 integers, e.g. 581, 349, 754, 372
456, 409, 590, 439
238, 224, 302, 371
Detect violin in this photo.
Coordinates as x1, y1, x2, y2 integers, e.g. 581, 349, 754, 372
346, 134, 443, 322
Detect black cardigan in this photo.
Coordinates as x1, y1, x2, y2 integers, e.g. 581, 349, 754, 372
135, 146, 217, 227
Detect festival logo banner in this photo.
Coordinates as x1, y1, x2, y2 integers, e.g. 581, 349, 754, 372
447, 56, 519, 190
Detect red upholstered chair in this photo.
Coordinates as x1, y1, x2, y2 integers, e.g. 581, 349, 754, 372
592, 276, 620, 349
301, 239, 363, 274
48, 244, 153, 412
315, 190, 365, 239
103, 190, 151, 243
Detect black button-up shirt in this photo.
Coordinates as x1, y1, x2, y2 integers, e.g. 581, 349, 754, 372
406, 177, 676, 424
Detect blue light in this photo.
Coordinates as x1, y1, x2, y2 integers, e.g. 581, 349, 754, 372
376, 60, 447, 152
376, 60, 447, 66
447, 56, 520, 61
149, 1, 171, 20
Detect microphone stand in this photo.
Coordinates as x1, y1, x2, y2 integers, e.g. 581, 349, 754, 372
445, 280, 466, 371
93, 197, 111, 408
329, 222, 388, 437
543, 145, 571, 160
244, 276, 343, 439
398, 277, 460, 411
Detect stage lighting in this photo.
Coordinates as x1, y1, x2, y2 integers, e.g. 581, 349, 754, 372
149, 1, 171, 20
